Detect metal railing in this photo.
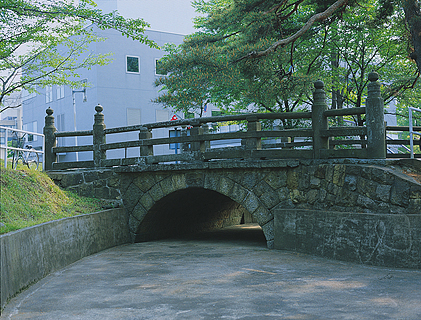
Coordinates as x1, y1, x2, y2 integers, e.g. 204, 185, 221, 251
0, 126, 45, 170
409, 106, 421, 159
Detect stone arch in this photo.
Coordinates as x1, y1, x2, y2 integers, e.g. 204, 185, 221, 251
127, 170, 275, 248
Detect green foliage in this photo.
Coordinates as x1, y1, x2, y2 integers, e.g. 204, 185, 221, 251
0, 0, 157, 112
154, 0, 421, 125
0, 166, 108, 234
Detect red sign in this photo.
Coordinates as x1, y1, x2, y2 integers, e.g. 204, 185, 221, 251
170, 115, 179, 121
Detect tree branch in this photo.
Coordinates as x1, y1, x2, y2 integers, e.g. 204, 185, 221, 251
234, 0, 349, 62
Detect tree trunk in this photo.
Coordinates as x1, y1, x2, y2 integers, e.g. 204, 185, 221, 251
403, 0, 421, 74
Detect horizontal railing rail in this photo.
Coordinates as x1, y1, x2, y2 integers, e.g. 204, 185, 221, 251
0, 126, 45, 169
43, 73, 399, 170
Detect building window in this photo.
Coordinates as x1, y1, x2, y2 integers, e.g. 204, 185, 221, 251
126, 56, 140, 73
45, 86, 53, 103
155, 58, 166, 76
56, 85, 65, 100
127, 108, 141, 126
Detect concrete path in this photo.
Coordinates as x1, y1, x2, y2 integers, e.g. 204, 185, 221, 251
2, 224, 421, 319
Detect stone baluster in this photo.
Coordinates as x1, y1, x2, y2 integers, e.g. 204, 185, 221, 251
93, 104, 106, 167
366, 72, 386, 159
244, 115, 261, 150
139, 127, 153, 156
180, 126, 190, 153
190, 119, 205, 152
43, 107, 57, 170
312, 80, 329, 158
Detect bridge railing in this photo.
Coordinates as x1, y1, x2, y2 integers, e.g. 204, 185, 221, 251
44, 72, 388, 170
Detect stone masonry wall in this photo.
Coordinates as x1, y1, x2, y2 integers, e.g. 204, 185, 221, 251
46, 159, 421, 267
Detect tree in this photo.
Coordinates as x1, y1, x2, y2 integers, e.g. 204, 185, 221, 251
0, 0, 157, 113
154, 0, 421, 122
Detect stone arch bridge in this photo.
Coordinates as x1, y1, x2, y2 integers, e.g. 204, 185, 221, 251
48, 158, 421, 269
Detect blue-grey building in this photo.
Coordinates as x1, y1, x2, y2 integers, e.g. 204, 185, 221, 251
22, 27, 185, 162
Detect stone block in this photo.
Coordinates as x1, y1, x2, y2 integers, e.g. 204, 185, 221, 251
185, 172, 204, 187
218, 177, 235, 197
122, 183, 142, 213
277, 187, 289, 202
332, 164, 346, 186
314, 164, 327, 179
94, 186, 110, 199
172, 174, 187, 190
262, 219, 274, 241
390, 179, 410, 207
149, 184, 164, 202
229, 183, 249, 204
310, 177, 321, 189
139, 192, 155, 211
128, 214, 140, 234
253, 180, 272, 197
134, 173, 157, 193
335, 188, 358, 207
265, 170, 287, 190
132, 202, 148, 222
61, 172, 84, 188
375, 184, 391, 202
243, 192, 261, 213
356, 195, 377, 210
204, 173, 220, 191
344, 175, 357, 191
286, 170, 299, 190
306, 189, 319, 204
78, 183, 94, 198
289, 189, 305, 204
109, 188, 121, 200
252, 205, 273, 225
119, 174, 134, 194
259, 188, 280, 209
93, 179, 106, 188
240, 171, 267, 190
370, 167, 395, 185
357, 177, 378, 199
83, 171, 99, 183
107, 176, 120, 188
160, 176, 176, 195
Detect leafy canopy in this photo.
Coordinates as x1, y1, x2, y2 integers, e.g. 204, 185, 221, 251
0, 0, 157, 112
154, 0, 420, 123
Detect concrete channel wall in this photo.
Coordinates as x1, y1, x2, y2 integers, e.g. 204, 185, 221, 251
0, 208, 130, 313
274, 209, 421, 269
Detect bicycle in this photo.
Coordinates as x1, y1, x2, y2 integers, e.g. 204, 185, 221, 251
11, 132, 40, 170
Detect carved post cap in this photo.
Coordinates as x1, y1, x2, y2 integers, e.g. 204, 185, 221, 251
95, 104, 103, 113
368, 71, 379, 82
46, 107, 54, 116
314, 80, 324, 90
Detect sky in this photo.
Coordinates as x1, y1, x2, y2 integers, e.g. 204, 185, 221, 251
95, 0, 199, 35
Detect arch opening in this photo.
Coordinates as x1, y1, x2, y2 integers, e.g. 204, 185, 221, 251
134, 187, 265, 245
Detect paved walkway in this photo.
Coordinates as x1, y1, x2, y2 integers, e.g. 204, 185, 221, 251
2, 224, 421, 319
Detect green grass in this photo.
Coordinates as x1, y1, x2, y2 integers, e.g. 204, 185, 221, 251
0, 166, 108, 234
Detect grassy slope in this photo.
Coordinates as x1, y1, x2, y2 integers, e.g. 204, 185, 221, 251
0, 167, 108, 234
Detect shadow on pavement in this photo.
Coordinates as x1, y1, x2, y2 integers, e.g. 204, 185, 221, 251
170, 223, 267, 247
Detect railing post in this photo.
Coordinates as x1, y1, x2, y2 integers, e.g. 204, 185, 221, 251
93, 104, 106, 167
190, 120, 205, 152
43, 107, 57, 170
139, 126, 153, 156
312, 80, 329, 158
202, 123, 210, 150
244, 115, 261, 150
180, 126, 190, 153
366, 72, 386, 159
